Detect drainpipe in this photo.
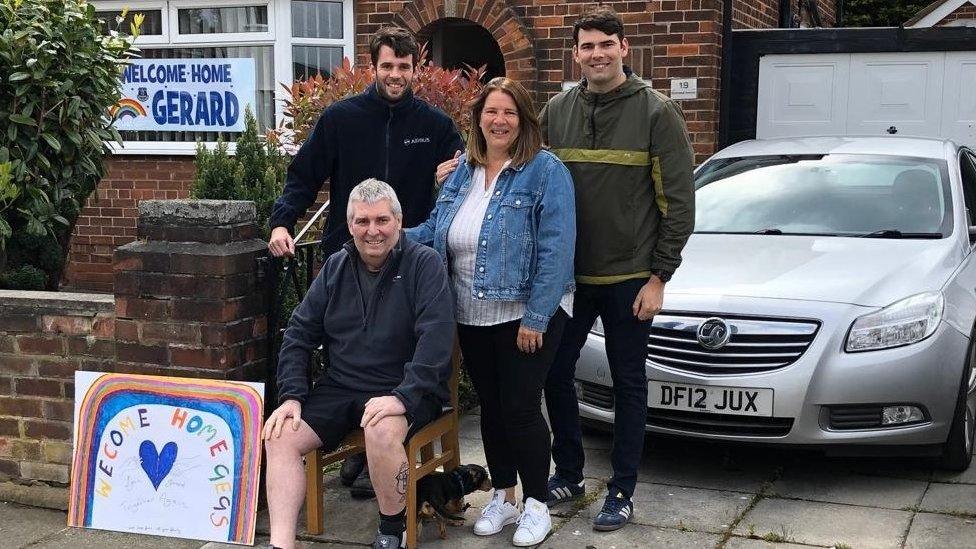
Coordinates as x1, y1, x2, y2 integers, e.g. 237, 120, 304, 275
780, 0, 793, 27
719, 0, 733, 148
836, 0, 844, 27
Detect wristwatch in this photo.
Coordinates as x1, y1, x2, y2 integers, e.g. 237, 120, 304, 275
650, 269, 672, 283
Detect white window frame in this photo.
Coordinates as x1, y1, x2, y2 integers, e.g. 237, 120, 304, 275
169, 0, 276, 44
94, 0, 170, 45
94, 0, 354, 155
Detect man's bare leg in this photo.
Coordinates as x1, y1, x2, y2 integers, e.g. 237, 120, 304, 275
265, 420, 323, 549
363, 415, 410, 514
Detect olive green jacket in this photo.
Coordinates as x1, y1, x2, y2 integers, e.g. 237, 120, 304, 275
540, 71, 695, 284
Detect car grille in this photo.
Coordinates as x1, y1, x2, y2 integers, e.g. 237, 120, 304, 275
647, 408, 794, 437
647, 313, 819, 375
827, 405, 883, 429
579, 380, 613, 409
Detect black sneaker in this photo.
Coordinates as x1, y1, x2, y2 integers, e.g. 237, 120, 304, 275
340, 452, 366, 487
545, 475, 585, 507
592, 492, 633, 531
372, 529, 405, 549
350, 465, 376, 499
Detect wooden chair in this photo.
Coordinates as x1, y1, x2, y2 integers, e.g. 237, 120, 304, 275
303, 344, 462, 548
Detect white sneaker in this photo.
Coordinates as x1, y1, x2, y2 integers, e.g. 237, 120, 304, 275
512, 497, 551, 546
473, 489, 520, 536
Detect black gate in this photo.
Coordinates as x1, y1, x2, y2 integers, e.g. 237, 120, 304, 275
721, 26, 976, 149
263, 203, 330, 409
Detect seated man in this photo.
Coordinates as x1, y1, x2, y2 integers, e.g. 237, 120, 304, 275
263, 179, 456, 549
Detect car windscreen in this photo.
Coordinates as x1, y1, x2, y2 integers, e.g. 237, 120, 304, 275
694, 154, 953, 238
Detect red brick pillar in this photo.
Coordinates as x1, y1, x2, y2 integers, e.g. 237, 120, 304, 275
113, 200, 268, 380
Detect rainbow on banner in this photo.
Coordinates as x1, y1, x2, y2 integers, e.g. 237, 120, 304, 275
68, 374, 263, 545
110, 98, 147, 119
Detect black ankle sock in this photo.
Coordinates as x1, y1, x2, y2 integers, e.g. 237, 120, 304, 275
378, 508, 406, 536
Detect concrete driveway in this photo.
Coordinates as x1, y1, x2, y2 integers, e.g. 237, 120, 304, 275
3, 408, 976, 548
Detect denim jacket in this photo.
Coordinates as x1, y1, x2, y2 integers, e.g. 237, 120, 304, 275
406, 149, 576, 332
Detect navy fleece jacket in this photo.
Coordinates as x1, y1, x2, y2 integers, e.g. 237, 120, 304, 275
275, 234, 456, 418
269, 84, 463, 256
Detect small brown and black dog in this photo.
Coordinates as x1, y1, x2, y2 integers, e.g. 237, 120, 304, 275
417, 463, 491, 539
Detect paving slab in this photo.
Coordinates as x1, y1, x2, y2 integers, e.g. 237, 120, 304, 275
31, 526, 201, 549
544, 516, 721, 549
637, 451, 774, 493
932, 464, 976, 484
458, 413, 482, 440
920, 482, 976, 514
578, 482, 751, 533
733, 498, 911, 549
770, 468, 927, 509
798, 456, 935, 482
203, 540, 356, 549
904, 511, 976, 549
0, 502, 70, 549
723, 537, 813, 549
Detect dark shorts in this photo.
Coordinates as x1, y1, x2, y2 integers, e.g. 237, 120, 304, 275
302, 379, 443, 452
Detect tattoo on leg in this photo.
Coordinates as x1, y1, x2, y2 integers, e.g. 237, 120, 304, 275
395, 462, 408, 503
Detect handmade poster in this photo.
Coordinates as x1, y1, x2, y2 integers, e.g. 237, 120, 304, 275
68, 372, 264, 545
111, 58, 256, 132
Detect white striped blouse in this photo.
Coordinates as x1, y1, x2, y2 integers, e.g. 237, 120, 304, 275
447, 163, 573, 327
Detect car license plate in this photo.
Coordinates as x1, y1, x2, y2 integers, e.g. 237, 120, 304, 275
648, 381, 774, 417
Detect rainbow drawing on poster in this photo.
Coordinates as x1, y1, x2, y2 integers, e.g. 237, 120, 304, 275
110, 98, 147, 119
68, 373, 264, 545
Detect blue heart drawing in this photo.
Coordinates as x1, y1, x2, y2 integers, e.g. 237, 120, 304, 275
139, 440, 178, 491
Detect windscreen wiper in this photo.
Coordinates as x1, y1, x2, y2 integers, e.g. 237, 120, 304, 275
856, 229, 943, 239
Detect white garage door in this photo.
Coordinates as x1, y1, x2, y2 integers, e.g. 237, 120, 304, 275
757, 52, 976, 147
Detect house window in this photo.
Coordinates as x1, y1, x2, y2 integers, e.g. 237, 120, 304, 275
177, 6, 270, 34
93, 0, 354, 154
290, 0, 348, 80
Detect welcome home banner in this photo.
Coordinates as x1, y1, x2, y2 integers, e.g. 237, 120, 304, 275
111, 58, 256, 132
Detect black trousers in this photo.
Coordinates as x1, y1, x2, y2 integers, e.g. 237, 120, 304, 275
545, 279, 652, 499
457, 309, 567, 502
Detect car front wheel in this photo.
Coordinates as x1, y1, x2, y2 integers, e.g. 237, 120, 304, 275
938, 339, 976, 471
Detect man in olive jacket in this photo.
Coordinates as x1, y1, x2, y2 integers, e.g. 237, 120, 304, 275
541, 6, 696, 532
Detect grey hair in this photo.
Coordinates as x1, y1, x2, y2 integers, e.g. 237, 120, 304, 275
346, 178, 403, 220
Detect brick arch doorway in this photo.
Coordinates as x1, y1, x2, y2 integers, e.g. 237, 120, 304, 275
418, 18, 505, 81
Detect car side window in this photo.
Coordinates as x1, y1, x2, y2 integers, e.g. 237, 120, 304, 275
959, 151, 976, 226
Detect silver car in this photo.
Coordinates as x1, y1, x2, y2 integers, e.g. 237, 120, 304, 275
574, 136, 976, 470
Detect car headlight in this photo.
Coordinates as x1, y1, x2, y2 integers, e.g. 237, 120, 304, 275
845, 292, 944, 352
591, 316, 604, 336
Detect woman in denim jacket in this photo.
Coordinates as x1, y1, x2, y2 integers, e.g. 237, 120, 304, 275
406, 77, 575, 546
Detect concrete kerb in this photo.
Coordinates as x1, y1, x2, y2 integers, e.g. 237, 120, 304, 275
0, 480, 68, 511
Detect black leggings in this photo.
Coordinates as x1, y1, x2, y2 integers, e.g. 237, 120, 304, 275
457, 309, 567, 502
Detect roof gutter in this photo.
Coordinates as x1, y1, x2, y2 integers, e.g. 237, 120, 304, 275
719, 0, 733, 148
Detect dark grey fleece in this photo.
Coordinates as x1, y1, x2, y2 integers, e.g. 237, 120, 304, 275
275, 234, 456, 418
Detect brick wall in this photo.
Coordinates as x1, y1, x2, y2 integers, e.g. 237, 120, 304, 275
63, 155, 195, 293
0, 292, 115, 485
733, 0, 836, 29
1, 201, 269, 493
734, 0, 778, 29
938, 3, 976, 25
356, 1, 726, 163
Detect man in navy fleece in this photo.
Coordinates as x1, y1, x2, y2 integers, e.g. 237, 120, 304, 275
268, 26, 463, 259
263, 180, 455, 549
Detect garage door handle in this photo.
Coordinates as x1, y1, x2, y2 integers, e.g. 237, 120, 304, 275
886, 126, 898, 135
